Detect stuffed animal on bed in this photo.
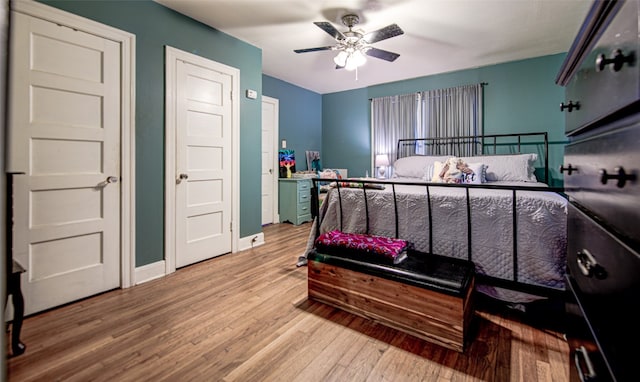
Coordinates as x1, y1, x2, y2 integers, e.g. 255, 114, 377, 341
438, 157, 474, 183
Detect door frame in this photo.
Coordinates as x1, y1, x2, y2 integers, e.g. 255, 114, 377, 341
164, 46, 240, 275
262, 95, 279, 225
7, 0, 136, 288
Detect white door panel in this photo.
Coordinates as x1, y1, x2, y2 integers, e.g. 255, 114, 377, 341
9, 12, 121, 315
261, 96, 279, 225
175, 60, 232, 268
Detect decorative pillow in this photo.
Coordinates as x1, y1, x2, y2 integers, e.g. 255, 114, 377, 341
431, 160, 446, 182
462, 162, 485, 184
460, 153, 538, 182
441, 157, 463, 183
429, 157, 485, 184
392, 155, 449, 179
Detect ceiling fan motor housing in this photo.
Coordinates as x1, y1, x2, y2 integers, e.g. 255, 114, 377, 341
341, 14, 360, 29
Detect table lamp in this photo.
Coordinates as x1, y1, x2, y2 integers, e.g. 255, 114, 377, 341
375, 154, 390, 178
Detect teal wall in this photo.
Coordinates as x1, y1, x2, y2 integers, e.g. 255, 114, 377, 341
322, 54, 568, 186
36, 0, 568, 269
322, 88, 370, 172
262, 75, 322, 171
40, 0, 263, 266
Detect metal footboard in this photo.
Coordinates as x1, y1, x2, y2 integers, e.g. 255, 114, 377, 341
311, 178, 568, 299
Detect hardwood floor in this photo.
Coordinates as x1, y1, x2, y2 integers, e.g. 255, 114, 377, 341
7, 223, 570, 381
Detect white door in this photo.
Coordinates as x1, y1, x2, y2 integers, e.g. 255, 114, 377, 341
9, 13, 121, 315
174, 60, 232, 268
261, 96, 279, 225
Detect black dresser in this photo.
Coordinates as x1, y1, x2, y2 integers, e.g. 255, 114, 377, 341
556, 1, 640, 381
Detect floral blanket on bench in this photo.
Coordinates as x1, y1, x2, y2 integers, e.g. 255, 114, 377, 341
314, 230, 409, 265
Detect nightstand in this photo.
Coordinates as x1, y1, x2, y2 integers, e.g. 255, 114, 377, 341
279, 178, 312, 225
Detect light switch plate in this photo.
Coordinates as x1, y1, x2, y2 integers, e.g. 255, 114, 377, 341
246, 89, 257, 99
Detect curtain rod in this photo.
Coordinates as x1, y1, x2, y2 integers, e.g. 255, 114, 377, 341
368, 82, 488, 100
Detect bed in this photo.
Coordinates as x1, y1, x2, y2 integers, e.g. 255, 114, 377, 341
305, 132, 568, 304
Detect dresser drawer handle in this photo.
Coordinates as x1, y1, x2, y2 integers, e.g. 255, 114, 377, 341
599, 166, 636, 188
596, 49, 634, 72
576, 249, 607, 279
574, 346, 597, 382
559, 164, 577, 175
560, 100, 580, 112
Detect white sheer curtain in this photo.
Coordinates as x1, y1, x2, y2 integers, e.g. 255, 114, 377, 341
418, 84, 484, 156
371, 93, 419, 177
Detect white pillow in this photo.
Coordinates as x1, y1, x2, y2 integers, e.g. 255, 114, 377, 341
423, 164, 435, 181
460, 153, 537, 182
392, 155, 449, 179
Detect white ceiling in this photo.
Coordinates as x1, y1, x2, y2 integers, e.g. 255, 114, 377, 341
155, 0, 592, 94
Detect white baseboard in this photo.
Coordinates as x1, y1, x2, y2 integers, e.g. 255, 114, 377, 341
135, 260, 166, 285
238, 232, 265, 251
134, 233, 265, 285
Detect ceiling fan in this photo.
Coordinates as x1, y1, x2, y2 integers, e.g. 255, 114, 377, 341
294, 13, 404, 70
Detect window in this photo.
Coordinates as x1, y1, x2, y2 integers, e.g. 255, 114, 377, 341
371, 83, 484, 174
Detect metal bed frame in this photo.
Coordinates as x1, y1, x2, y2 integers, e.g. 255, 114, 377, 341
396, 132, 550, 184
311, 132, 567, 299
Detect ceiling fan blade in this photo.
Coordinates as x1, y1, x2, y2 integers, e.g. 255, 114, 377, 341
363, 24, 404, 44
314, 21, 346, 41
294, 46, 335, 53
365, 47, 400, 62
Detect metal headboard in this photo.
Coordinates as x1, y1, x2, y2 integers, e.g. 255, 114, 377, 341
396, 132, 549, 184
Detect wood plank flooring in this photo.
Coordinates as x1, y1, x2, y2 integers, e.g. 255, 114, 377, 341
7, 222, 571, 381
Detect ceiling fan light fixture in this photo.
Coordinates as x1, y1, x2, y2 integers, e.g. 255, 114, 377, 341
344, 49, 366, 71
334, 51, 348, 67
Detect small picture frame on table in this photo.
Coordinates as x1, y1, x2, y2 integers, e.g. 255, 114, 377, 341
279, 149, 296, 178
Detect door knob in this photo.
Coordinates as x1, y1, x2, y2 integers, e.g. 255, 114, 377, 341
177, 173, 189, 184
106, 176, 119, 183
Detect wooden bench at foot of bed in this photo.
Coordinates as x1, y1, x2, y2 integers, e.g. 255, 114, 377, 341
307, 249, 475, 352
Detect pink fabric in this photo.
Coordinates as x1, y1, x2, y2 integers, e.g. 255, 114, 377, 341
315, 230, 408, 261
